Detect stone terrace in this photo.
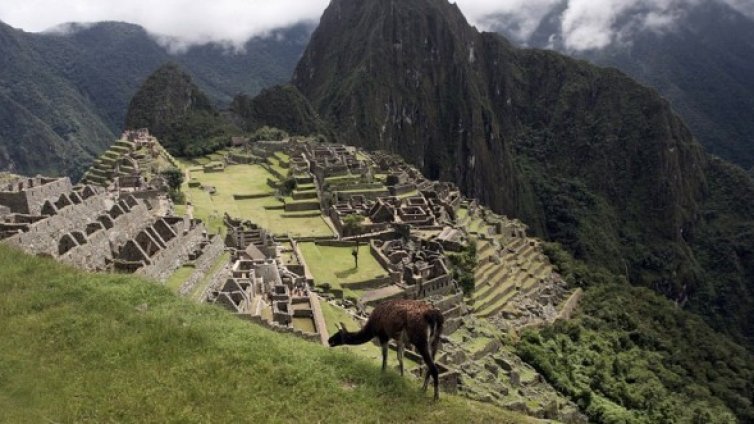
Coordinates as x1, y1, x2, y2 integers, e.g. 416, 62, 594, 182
0, 176, 213, 283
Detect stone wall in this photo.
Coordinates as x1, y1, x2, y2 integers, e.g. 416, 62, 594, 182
556, 288, 583, 321
243, 314, 321, 343
179, 236, 227, 296
57, 201, 156, 271
138, 223, 208, 283
310, 293, 329, 345
4, 194, 110, 256
0, 177, 72, 215
335, 189, 390, 202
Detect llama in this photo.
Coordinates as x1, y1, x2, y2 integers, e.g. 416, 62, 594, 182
328, 299, 444, 400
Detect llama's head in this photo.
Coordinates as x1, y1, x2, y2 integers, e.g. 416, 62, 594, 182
328, 322, 348, 347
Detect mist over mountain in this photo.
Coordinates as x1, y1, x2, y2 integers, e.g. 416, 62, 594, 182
0, 20, 312, 177
484, 0, 754, 169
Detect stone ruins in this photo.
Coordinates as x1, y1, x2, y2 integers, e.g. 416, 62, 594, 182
0, 132, 583, 421
0, 131, 223, 283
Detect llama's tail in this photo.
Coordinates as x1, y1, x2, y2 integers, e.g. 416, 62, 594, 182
426, 309, 444, 358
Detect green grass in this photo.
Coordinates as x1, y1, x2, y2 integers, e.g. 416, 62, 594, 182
298, 243, 387, 296
165, 265, 196, 293
236, 198, 333, 238
0, 245, 526, 423
179, 163, 333, 238
189, 164, 274, 194
397, 190, 420, 199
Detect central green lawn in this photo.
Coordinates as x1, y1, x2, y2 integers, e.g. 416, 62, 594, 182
0, 245, 528, 423
189, 164, 274, 195
298, 243, 387, 296
236, 198, 333, 238
179, 163, 333, 238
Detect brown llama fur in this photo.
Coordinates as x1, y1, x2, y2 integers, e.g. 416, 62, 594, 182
328, 299, 444, 400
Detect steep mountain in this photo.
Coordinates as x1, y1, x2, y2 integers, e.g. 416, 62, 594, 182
292, 0, 753, 348
495, 1, 754, 169
0, 21, 311, 178
125, 64, 236, 156
0, 21, 112, 178
230, 84, 332, 137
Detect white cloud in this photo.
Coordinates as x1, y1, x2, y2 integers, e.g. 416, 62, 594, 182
0, 0, 751, 52
455, 0, 562, 41
0, 0, 329, 51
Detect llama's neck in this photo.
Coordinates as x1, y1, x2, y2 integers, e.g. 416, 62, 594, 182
343, 326, 375, 345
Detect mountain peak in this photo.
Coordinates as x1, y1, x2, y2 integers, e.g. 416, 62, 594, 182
124, 63, 232, 155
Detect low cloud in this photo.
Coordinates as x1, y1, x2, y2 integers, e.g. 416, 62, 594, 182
455, 0, 562, 41
457, 0, 754, 51
1, 0, 751, 52
0, 0, 329, 52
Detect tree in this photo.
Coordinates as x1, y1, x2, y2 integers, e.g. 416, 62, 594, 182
161, 167, 185, 204
448, 241, 477, 295
343, 214, 365, 268
161, 167, 184, 191
342, 214, 365, 237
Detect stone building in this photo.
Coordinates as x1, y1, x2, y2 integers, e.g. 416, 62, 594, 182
0, 177, 210, 283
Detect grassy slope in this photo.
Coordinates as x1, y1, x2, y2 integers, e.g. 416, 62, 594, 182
0, 245, 525, 423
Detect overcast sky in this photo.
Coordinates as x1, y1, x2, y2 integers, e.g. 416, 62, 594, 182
1, 0, 752, 52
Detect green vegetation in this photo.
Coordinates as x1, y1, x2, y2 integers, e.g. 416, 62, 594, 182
125, 63, 237, 157
688, 158, 754, 347
447, 241, 477, 295
520, 243, 754, 423
0, 245, 523, 423
165, 265, 195, 292
299, 243, 387, 297
342, 213, 366, 237
161, 166, 185, 204
250, 126, 289, 142
231, 85, 333, 139
518, 284, 754, 423
181, 163, 332, 238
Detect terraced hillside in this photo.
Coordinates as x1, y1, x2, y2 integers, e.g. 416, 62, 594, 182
455, 204, 556, 319
80, 135, 179, 188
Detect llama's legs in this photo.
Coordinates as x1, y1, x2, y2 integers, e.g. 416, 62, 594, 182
397, 340, 405, 376
418, 343, 440, 400
380, 340, 389, 372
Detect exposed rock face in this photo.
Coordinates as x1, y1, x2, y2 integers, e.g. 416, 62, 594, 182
294, 0, 529, 219
293, 0, 705, 269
